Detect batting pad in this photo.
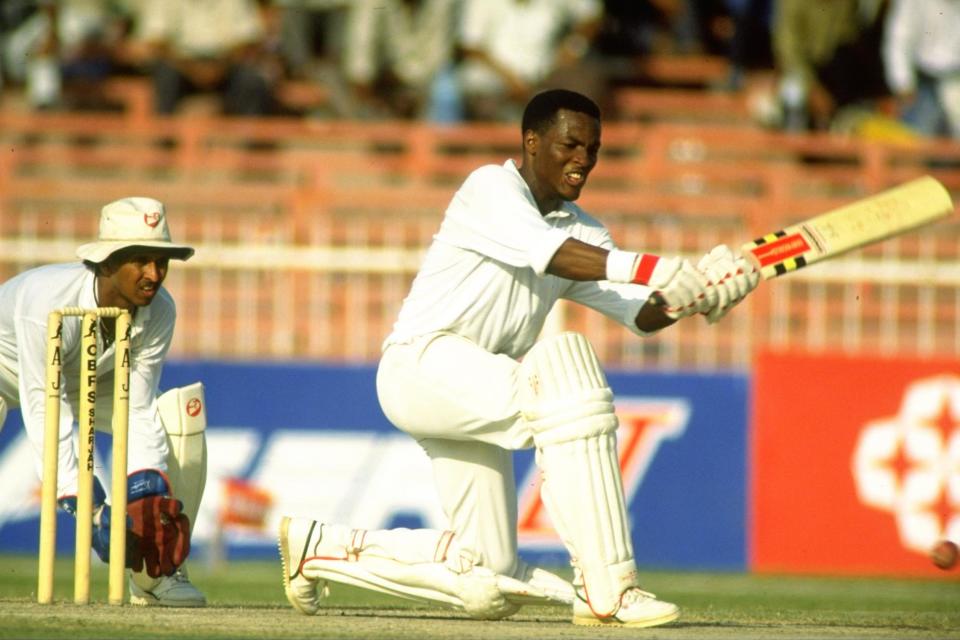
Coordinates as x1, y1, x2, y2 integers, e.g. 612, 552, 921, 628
497, 563, 575, 605
519, 332, 637, 616
538, 434, 637, 616
157, 382, 207, 527
298, 524, 518, 619
519, 332, 618, 445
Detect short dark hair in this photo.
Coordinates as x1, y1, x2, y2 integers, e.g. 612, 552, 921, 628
521, 89, 601, 135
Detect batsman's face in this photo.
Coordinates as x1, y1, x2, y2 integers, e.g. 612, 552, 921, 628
100, 249, 170, 310
523, 109, 600, 212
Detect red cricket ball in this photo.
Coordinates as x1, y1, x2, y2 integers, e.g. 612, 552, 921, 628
930, 540, 958, 570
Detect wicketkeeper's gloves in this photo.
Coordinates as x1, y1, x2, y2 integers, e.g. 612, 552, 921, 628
58, 469, 191, 578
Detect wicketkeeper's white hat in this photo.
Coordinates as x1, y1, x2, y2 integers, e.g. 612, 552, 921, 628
76, 197, 194, 263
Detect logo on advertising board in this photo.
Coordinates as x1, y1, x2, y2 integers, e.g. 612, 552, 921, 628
0, 362, 748, 570
517, 399, 690, 547
752, 350, 960, 576
852, 375, 960, 554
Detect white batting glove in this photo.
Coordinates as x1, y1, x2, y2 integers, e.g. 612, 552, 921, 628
656, 259, 716, 319
697, 245, 760, 324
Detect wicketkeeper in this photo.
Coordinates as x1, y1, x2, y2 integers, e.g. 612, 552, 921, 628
278, 90, 759, 627
0, 197, 209, 606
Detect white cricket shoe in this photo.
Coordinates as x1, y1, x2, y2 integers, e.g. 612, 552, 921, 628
278, 516, 329, 615
572, 587, 679, 628
129, 567, 206, 607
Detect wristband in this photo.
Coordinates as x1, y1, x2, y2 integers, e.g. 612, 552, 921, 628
606, 249, 640, 283
606, 249, 663, 285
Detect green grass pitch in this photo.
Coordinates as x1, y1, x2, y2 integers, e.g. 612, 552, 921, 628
1, 554, 957, 639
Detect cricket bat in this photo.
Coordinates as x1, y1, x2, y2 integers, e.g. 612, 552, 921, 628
742, 175, 954, 279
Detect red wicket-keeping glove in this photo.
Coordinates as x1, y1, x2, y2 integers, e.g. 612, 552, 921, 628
125, 470, 191, 578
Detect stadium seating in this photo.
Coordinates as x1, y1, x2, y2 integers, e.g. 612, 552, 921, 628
1, 78, 959, 368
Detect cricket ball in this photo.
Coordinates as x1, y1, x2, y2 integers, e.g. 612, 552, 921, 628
930, 540, 958, 570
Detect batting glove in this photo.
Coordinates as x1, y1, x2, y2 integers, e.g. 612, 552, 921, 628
697, 245, 760, 323
656, 259, 717, 319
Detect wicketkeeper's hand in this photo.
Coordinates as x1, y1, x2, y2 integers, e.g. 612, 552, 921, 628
58, 478, 120, 565
57, 471, 191, 578
126, 470, 191, 578
697, 244, 760, 323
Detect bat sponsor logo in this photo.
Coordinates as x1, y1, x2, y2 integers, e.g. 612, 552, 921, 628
749, 233, 811, 267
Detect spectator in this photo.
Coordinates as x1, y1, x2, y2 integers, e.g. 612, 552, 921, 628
770, 0, 889, 131
712, 0, 774, 92
132, 0, 281, 116
342, 0, 462, 122
2, 0, 132, 111
883, 0, 960, 139
272, 0, 349, 78
268, 0, 356, 118
458, 0, 606, 122
594, 0, 689, 58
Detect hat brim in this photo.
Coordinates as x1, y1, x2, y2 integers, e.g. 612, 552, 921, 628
76, 240, 195, 263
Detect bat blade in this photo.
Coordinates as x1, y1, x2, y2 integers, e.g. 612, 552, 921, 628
742, 175, 954, 279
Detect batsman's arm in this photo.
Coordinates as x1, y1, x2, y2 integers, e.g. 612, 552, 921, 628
546, 237, 682, 287
545, 237, 607, 280
546, 238, 679, 331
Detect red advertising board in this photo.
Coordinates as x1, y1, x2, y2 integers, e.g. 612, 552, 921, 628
751, 350, 960, 577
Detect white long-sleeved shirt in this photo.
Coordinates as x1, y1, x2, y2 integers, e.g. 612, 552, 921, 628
0, 262, 174, 496
383, 160, 653, 359
884, 0, 960, 94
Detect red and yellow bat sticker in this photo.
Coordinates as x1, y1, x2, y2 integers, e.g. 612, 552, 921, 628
747, 232, 811, 268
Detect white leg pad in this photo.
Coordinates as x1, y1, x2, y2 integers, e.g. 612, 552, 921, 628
157, 382, 207, 527
497, 561, 575, 605
519, 332, 638, 617
299, 524, 519, 619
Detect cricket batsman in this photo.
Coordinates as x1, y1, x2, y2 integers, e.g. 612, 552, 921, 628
278, 89, 759, 626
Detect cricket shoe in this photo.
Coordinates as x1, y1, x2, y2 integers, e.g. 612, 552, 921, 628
129, 567, 206, 607
278, 516, 329, 615
572, 587, 679, 628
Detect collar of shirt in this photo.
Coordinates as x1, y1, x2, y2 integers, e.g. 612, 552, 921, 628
503, 159, 580, 223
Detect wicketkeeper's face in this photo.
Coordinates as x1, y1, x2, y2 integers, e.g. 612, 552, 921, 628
100, 249, 171, 309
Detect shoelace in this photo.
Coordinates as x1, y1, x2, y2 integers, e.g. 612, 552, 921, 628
621, 588, 658, 606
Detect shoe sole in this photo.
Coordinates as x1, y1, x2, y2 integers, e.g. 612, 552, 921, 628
129, 593, 206, 608
278, 516, 316, 615
572, 608, 679, 628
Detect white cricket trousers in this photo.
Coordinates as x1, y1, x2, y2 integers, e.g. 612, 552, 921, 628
377, 333, 535, 577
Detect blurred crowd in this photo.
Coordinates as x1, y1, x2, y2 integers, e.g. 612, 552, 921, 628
0, 0, 957, 139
